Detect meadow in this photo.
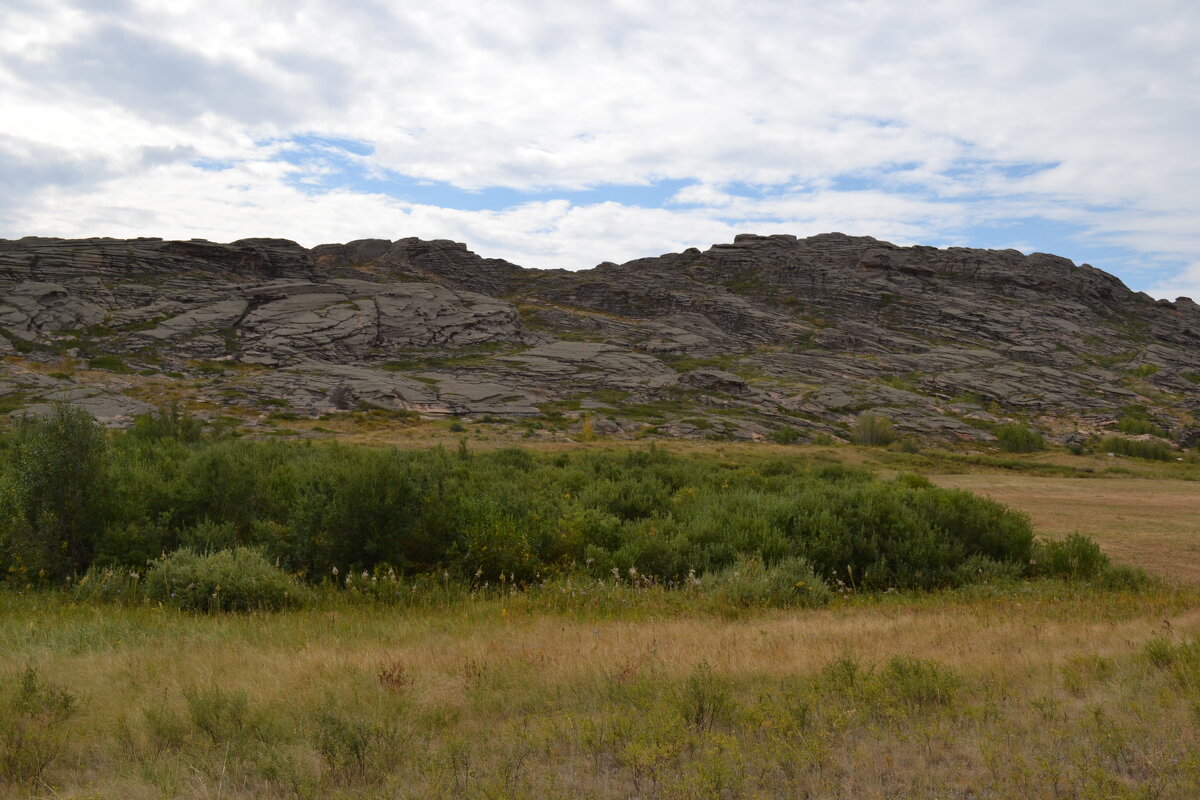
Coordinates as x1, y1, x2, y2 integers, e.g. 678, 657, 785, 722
1, 407, 1198, 798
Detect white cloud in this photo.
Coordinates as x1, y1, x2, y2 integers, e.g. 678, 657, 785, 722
0, 0, 1198, 295
1147, 261, 1200, 303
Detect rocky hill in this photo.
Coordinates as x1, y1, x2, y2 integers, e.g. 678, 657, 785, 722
1, 232, 1198, 447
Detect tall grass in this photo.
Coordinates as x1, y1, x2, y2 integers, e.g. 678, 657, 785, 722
0, 581, 1197, 798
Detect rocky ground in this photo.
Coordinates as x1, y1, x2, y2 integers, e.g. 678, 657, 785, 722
1, 232, 1197, 447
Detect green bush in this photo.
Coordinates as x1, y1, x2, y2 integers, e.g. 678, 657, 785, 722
1128, 363, 1160, 378
87, 355, 132, 373
1032, 533, 1109, 580
1031, 533, 1152, 588
701, 554, 831, 608
0, 433, 1066, 598
1, 404, 109, 581
675, 662, 734, 733
850, 414, 896, 446
1098, 436, 1175, 461
768, 426, 800, 444
143, 548, 307, 612
128, 403, 204, 443
880, 656, 961, 711
888, 437, 921, 453
994, 424, 1044, 453
816, 654, 960, 717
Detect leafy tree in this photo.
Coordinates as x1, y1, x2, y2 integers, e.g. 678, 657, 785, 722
851, 414, 896, 446
3, 404, 109, 580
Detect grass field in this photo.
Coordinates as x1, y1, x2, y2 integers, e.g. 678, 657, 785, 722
933, 474, 1200, 583
2, 442, 1199, 799
3, 580, 1200, 799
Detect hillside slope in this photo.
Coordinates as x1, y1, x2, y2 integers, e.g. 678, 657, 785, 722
1, 232, 1197, 445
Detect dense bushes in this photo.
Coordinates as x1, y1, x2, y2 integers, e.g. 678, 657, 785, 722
850, 414, 896, 446
701, 554, 830, 608
1097, 436, 1176, 461
0, 405, 108, 581
143, 548, 307, 612
994, 424, 1044, 453
0, 410, 1068, 596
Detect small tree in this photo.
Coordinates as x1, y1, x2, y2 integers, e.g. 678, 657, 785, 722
994, 424, 1044, 453
4, 404, 109, 580
127, 401, 203, 442
851, 413, 896, 446
769, 426, 800, 444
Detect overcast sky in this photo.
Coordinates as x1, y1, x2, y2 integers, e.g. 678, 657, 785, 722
2, 0, 1198, 298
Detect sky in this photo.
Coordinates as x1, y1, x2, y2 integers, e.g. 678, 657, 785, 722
1, 1, 1198, 299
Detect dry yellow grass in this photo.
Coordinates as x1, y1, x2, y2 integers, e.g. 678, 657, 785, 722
5, 582, 1199, 799
932, 474, 1200, 583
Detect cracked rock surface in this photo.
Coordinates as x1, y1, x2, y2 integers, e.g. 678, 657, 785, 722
1, 232, 1196, 444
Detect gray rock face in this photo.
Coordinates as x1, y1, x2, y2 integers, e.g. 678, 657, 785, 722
0, 281, 107, 337
1, 232, 1197, 444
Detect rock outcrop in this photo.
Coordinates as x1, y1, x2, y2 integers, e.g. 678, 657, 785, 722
1, 232, 1197, 444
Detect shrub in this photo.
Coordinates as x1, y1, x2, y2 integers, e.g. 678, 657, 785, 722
177, 519, 240, 553
87, 355, 131, 373
888, 437, 921, 453
768, 427, 800, 444
880, 656, 960, 710
952, 554, 1025, 585
0, 434, 1067, 601
994, 424, 1044, 453
675, 662, 734, 733
701, 554, 831, 608
312, 708, 399, 780
1117, 415, 1164, 436
1098, 436, 1175, 461
144, 548, 306, 612
1032, 533, 1108, 580
1094, 563, 1153, 591
2, 404, 109, 580
1128, 363, 1160, 378
127, 403, 204, 443
850, 414, 895, 446
816, 654, 960, 717
1030, 533, 1152, 588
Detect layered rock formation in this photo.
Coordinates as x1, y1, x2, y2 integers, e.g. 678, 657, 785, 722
1, 232, 1197, 445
